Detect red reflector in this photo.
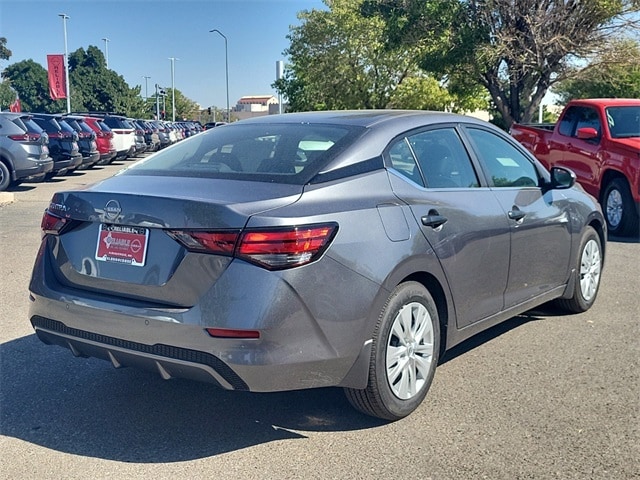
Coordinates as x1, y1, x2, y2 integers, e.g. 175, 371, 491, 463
206, 328, 260, 339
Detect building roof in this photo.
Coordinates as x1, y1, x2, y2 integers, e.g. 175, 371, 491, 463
237, 95, 277, 104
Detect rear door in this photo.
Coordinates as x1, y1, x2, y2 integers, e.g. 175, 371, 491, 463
387, 126, 511, 328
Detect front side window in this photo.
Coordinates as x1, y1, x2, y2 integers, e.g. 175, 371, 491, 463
466, 128, 539, 188
574, 107, 601, 137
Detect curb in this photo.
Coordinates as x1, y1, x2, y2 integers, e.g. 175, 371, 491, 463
0, 191, 15, 205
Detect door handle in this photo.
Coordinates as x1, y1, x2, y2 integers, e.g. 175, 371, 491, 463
421, 210, 448, 229
508, 207, 526, 221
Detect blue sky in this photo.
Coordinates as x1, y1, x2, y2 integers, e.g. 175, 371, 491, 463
0, 0, 326, 109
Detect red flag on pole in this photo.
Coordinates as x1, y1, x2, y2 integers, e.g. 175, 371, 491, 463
47, 54, 67, 100
9, 97, 21, 112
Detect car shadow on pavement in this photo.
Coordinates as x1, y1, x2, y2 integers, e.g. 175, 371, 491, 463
0, 334, 386, 463
608, 233, 640, 244
441, 312, 538, 365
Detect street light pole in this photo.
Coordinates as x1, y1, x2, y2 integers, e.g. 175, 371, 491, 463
101, 37, 110, 69
59, 13, 71, 113
169, 57, 179, 121
143, 76, 150, 99
209, 29, 229, 122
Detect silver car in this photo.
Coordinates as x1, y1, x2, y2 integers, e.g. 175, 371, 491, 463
0, 112, 53, 190
29, 110, 606, 420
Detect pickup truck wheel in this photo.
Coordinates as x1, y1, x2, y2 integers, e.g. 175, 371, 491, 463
603, 178, 639, 237
556, 226, 602, 313
0, 161, 11, 191
344, 282, 440, 421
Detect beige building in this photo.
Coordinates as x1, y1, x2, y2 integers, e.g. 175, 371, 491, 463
234, 95, 279, 120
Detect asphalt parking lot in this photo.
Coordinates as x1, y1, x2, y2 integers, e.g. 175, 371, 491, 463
1, 157, 638, 479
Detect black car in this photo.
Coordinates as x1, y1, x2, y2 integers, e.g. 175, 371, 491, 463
63, 115, 101, 169
31, 113, 83, 176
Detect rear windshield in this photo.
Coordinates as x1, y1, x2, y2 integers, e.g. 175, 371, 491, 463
124, 123, 362, 184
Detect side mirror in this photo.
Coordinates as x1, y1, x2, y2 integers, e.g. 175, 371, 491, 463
549, 166, 576, 190
576, 127, 599, 140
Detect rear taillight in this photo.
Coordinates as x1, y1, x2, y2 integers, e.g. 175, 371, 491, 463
238, 225, 338, 269
8, 134, 26, 141
167, 223, 338, 270
41, 210, 69, 235
166, 230, 239, 254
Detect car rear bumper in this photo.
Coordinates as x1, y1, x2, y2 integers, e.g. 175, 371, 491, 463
28, 307, 359, 393
97, 150, 117, 165
14, 158, 54, 181
78, 151, 101, 168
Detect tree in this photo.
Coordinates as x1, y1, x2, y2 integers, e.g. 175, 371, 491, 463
363, 0, 640, 128
553, 38, 640, 101
68, 46, 146, 116
275, 0, 429, 111
161, 88, 200, 121
0, 37, 11, 61
1, 59, 62, 113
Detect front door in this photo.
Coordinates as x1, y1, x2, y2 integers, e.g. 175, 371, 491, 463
462, 126, 573, 308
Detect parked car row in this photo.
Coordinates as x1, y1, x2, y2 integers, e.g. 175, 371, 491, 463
0, 110, 203, 191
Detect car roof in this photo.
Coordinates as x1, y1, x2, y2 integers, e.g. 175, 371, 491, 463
235, 110, 498, 174
239, 109, 481, 128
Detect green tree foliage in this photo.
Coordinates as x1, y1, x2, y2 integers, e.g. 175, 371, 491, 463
68, 46, 146, 116
0, 82, 16, 109
0, 37, 11, 61
1, 59, 63, 113
162, 88, 200, 121
275, 0, 440, 111
554, 38, 640, 101
363, 0, 640, 127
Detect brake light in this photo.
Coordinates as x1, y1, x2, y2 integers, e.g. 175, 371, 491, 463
167, 223, 338, 270
41, 210, 69, 235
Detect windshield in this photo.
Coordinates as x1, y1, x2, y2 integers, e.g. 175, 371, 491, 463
124, 123, 363, 184
606, 106, 639, 139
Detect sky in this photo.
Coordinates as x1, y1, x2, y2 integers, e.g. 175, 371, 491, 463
0, 0, 327, 109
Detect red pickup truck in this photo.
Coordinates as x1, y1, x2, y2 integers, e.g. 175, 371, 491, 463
511, 98, 639, 236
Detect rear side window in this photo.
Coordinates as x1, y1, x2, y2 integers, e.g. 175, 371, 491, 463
126, 123, 361, 184
388, 127, 479, 188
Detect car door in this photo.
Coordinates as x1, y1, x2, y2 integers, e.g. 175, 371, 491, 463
386, 126, 511, 328
560, 105, 602, 191
462, 126, 573, 308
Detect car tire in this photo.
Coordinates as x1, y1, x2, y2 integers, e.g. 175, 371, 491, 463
602, 177, 639, 237
556, 226, 602, 313
0, 161, 11, 191
344, 281, 440, 421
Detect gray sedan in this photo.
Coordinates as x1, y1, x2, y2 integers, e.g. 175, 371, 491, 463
28, 110, 605, 420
